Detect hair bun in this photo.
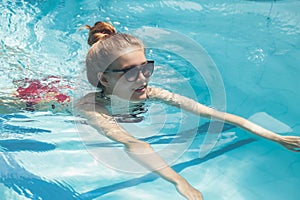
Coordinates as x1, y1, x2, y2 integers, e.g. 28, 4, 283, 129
85, 21, 117, 46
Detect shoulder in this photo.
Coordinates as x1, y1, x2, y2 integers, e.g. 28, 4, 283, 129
147, 86, 167, 97
147, 86, 175, 100
74, 92, 109, 115
147, 86, 197, 108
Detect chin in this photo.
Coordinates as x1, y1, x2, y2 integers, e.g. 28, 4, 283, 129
130, 91, 148, 102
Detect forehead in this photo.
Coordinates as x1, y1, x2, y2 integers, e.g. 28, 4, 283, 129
110, 49, 146, 69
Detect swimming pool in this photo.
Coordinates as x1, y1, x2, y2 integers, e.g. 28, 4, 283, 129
1, 0, 300, 199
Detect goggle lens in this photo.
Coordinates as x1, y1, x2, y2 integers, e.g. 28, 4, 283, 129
105, 61, 154, 82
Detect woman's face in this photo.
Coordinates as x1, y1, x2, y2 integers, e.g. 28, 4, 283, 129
102, 49, 151, 101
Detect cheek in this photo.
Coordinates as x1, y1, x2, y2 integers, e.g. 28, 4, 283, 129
109, 75, 131, 90
108, 74, 122, 86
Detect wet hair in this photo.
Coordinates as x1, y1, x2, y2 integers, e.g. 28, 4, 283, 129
84, 21, 117, 46
84, 21, 144, 89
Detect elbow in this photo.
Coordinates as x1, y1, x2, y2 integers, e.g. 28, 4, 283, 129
125, 140, 153, 154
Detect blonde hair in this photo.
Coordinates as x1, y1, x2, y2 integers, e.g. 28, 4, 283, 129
84, 22, 144, 88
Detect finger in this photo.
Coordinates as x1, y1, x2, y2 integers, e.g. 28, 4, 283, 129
286, 145, 300, 152
193, 192, 203, 200
291, 148, 300, 152
290, 149, 300, 153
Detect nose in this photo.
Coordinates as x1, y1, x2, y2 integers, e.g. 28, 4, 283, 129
135, 69, 147, 83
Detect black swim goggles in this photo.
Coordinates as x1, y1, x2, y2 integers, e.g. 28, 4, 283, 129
104, 60, 154, 82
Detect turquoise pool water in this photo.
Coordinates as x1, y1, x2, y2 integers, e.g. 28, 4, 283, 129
1, 0, 300, 199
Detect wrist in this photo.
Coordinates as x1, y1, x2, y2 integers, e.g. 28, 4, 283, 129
274, 135, 284, 142
171, 175, 189, 186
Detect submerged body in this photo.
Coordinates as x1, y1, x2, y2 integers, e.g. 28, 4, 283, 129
75, 21, 300, 200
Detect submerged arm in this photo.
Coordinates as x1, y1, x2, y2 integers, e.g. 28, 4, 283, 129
75, 100, 203, 200
148, 87, 300, 152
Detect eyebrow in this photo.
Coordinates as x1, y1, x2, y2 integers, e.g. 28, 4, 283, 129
123, 60, 148, 69
106, 66, 135, 73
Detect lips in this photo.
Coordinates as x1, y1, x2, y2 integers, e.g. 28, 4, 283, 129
134, 84, 147, 93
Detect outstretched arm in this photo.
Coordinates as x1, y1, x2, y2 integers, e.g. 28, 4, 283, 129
148, 87, 300, 152
75, 100, 203, 200
206, 110, 300, 152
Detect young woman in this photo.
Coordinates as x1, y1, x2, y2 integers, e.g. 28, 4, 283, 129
75, 21, 300, 200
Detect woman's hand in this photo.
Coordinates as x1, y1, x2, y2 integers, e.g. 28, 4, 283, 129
175, 180, 203, 200
77, 98, 204, 199
278, 135, 300, 152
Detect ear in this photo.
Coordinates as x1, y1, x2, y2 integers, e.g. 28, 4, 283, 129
97, 72, 109, 87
